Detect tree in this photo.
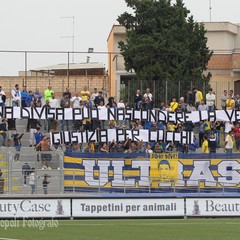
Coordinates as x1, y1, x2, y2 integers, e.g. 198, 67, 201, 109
117, 0, 212, 100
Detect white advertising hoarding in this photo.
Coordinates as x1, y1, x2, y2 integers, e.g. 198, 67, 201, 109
186, 198, 240, 216
0, 199, 71, 218
72, 198, 184, 217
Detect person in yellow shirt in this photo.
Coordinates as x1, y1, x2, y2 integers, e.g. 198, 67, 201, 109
202, 135, 209, 153
226, 94, 235, 110
204, 120, 211, 136
167, 122, 176, 132
80, 86, 90, 102
170, 97, 178, 112
193, 87, 203, 109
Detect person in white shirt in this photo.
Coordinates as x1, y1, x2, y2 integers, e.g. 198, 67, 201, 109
49, 93, 59, 108
29, 168, 36, 194
0, 86, 6, 107
206, 88, 216, 111
143, 88, 153, 102
90, 88, 98, 105
70, 92, 82, 109
11, 84, 21, 107
117, 99, 125, 109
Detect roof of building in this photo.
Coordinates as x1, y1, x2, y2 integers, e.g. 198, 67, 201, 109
30, 62, 105, 72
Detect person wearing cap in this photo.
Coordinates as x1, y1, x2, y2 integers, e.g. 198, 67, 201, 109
0, 86, 6, 107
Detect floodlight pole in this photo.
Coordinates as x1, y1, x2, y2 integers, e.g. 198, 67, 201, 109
209, 0, 212, 22
60, 16, 75, 63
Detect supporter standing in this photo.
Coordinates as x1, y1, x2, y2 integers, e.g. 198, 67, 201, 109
208, 132, 217, 153
11, 84, 21, 107
42, 174, 50, 194
21, 86, 28, 107
25, 90, 35, 107
225, 130, 234, 154
42, 100, 51, 132
63, 87, 72, 99
81, 86, 90, 102
134, 89, 142, 109
229, 90, 236, 100
0, 117, 7, 147
184, 89, 195, 105
70, 92, 82, 109
13, 133, 24, 161
35, 136, 52, 169
170, 97, 178, 112
22, 162, 30, 187
28, 101, 41, 147
34, 127, 43, 146
201, 135, 209, 153
143, 88, 153, 107
94, 91, 105, 107
0, 86, 6, 107
49, 93, 59, 108
235, 95, 240, 109
60, 93, 71, 131
221, 90, 228, 110
226, 93, 235, 110
206, 88, 215, 111
106, 97, 116, 108
34, 88, 42, 107
29, 168, 36, 194
44, 86, 54, 102
90, 88, 98, 105
193, 87, 203, 109
178, 97, 187, 112
233, 123, 240, 152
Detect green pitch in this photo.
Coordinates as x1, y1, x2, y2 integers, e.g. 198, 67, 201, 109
0, 218, 240, 240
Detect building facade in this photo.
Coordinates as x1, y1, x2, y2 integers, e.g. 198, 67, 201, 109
107, 22, 240, 108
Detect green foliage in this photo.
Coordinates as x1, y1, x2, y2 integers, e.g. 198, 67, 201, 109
117, 0, 212, 97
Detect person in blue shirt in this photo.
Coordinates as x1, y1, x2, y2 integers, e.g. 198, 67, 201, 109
34, 127, 43, 146
34, 88, 42, 107
21, 86, 28, 107
25, 90, 34, 107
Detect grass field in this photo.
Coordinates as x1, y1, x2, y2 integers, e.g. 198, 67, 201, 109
0, 218, 240, 240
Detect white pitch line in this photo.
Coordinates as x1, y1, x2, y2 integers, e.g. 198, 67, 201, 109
0, 238, 20, 240
59, 222, 240, 226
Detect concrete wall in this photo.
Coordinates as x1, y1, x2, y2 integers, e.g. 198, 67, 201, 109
0, 75, 109, 98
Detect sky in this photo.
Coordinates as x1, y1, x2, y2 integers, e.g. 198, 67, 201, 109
0, 0, 240, 76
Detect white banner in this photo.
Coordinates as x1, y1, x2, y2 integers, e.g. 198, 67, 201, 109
186, 198, 240, 216
51, 129, 194, 144
0, 199, 71, 218
72, 198, 184, 217
1, 107, 240, 123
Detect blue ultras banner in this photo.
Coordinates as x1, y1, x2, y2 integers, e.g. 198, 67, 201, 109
64, 153, 240, 193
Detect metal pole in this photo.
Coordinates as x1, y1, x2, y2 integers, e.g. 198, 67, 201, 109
67, 52, 70, 87
165, 80, 168, 105
25, 51, 27, 87
178, 81, 181, 99
124, 175, 126, 194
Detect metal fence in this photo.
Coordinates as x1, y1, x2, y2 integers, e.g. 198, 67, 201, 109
0, 148, 240, 196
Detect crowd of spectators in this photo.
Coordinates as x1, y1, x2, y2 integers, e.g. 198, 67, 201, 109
0, 84, 240, 155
